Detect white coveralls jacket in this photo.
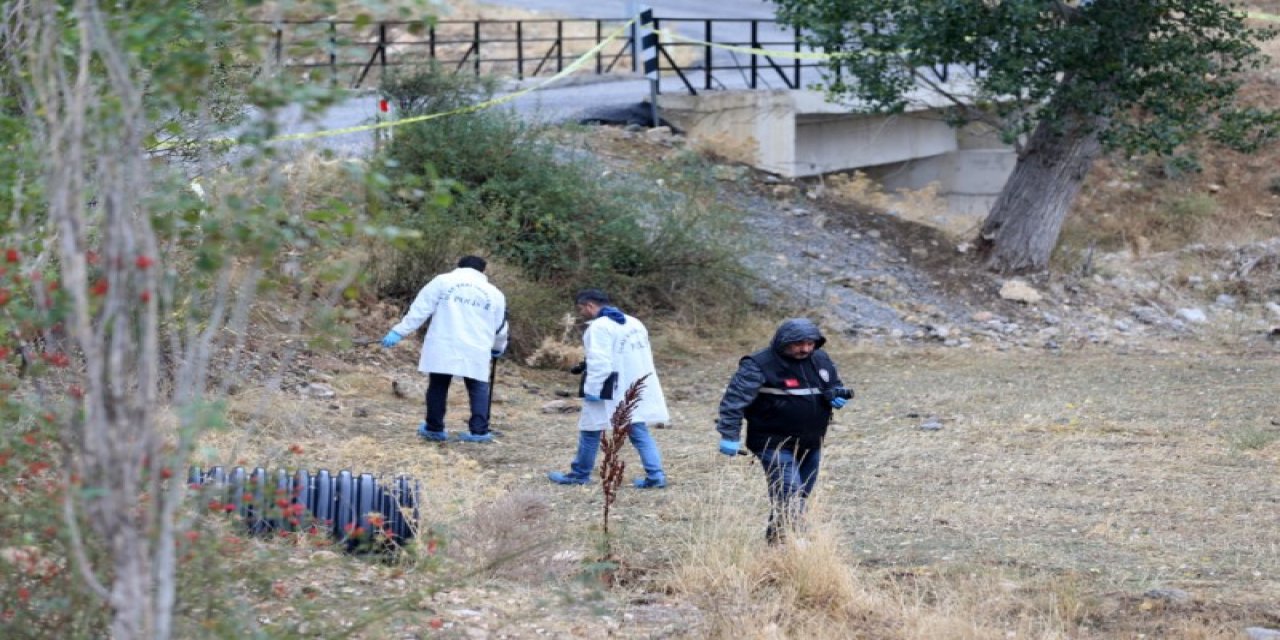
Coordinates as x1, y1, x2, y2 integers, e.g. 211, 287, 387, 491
578, 313, 669, 431
391, 267, 508, 381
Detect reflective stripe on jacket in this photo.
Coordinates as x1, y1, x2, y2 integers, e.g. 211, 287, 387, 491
741, 346, 837, 452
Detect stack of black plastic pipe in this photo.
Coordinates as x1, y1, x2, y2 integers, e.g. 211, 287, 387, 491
188, 466, 419, 552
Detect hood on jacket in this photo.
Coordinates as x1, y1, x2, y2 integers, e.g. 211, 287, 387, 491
770, 318, 826, 358
597, 305, 626, 324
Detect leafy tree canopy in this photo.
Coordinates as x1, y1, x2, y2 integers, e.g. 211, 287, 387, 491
775, 0, 1279, 158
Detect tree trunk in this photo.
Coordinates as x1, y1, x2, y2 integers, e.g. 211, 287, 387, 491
109, 539, 152, 638
977, 112, 1105, 273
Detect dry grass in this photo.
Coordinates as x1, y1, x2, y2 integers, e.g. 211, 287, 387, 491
667, 483, 899, 639
451, 489, 575, 581
820, 171, 962, 239
663, 344, 1280, 638
190, 332, 1280, 637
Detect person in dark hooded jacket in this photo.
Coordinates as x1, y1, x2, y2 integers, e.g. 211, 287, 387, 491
715, 318, 851, 544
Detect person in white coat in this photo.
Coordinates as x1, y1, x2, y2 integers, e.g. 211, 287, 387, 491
381, 256, 509, 443
548, 289, 668, 488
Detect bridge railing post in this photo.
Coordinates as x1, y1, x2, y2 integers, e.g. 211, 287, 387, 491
628, 0, 639, 72
379, 23, 388, 82
329, 21, 337, 86
750, 20, 758, 89
704, 20, 713, 91
794, 28, 801, 88
474, 22, 481, 76
596, 20, 603, 75
516, 22, 524, 79
274, 28, 283, 69
556, 20, 564, 72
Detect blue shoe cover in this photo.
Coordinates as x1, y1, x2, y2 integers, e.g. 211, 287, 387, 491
547, 471, 590, 485
417, 422, 448, 442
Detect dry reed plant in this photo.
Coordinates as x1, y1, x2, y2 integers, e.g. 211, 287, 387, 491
524, 313, 583, 369
599, 376, 647, 543
452, 489, 573, 582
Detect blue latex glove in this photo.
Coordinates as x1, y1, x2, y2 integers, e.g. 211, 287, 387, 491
831, 397, 848, 409
583, 394, 602, 402
718, 439, 740, 456
380, 330, 402, 348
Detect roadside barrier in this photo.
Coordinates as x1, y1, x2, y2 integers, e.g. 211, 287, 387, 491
188, 466, 420, 553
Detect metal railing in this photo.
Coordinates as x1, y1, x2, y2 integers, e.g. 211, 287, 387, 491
240, 17, 829, 94
243, 18, 638, 88
646, 18, 826, 95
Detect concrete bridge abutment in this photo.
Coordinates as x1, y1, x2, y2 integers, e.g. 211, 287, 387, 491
657, 89, 1017, 224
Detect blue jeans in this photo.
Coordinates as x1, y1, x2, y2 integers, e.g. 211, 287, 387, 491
755, 444, 821, 543
566, 422, 665, 482
424, 373, 490, 435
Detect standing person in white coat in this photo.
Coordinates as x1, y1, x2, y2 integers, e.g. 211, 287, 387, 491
381, 256, 509, 443
548, 289, 669, 488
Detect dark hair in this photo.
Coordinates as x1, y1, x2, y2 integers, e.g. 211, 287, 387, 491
574, 288, 610, 305
458, 255, 487, 272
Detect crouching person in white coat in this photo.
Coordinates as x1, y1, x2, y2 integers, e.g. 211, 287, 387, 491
381, 256, 509, 443
548, 289, 669, 488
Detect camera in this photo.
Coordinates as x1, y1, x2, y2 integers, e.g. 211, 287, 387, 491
823, 387, 853, 402
569, 361, 586, 375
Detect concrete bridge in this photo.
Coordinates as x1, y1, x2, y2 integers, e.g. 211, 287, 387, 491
263, 8, 1015, 218
657, 87, 1015, 218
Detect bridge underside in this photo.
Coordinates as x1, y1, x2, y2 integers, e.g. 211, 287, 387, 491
657, 90, 1016, 218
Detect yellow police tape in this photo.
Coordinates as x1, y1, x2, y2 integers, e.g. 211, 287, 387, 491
269, 16, 638, 143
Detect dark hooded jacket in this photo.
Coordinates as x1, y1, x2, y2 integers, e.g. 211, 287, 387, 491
715, 318, 844, 452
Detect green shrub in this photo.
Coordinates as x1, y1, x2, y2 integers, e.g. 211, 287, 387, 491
376, 69, 751, 353
379, 62, 498, 116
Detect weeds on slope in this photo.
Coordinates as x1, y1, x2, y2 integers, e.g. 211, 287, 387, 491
370, 67, 752, 356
